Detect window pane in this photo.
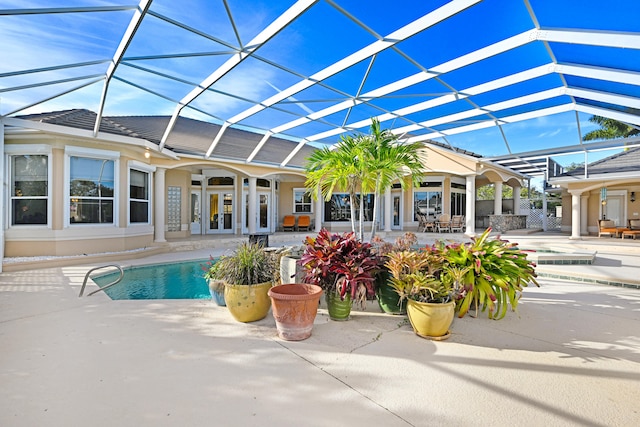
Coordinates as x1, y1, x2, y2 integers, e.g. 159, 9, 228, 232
130, 169, 148, 200
130, 201, 149, 223
70, 199, 113, 223
12, 199, 47, 225
324, 194, 374, 221
70, 157, 114, 197
12, 155, 48, 197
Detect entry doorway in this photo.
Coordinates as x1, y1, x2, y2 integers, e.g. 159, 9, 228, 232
208, 191, 234, 233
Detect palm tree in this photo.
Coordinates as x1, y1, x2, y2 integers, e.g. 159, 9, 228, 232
305, 134, 365, 236
583, 115, 639, 141
305, 118, 426, 241
363, 118, 426, 241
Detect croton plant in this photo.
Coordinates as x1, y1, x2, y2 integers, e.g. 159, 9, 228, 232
300, 228, 382, 307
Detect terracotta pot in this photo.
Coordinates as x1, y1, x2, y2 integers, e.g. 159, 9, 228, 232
406, 299, 455, 340
268, 284, 323, 341
224, 281, 272, 323
326, 291, 352, 321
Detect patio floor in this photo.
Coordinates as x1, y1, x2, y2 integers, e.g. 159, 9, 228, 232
1, 232, 639, 426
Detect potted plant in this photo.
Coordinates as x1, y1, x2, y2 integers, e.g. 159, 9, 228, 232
214, 242, 277, 323
202, 256, 226, 306
386, 248, 464, 340
268, 283, 323, 341
439, 228, 539, 320
300, 228, 381, 321
371, 232, 418, 315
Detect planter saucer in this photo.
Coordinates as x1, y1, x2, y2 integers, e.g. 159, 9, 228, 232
415, 330, 451, 341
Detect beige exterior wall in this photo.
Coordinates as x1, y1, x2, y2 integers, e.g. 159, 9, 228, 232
558, 180, 640, 235
3, 131, 523, 258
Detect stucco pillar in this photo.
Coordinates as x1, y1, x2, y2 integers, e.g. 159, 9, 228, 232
315, 188, 322, 232
384, 187, 392, 232
493, 181, 503, 215
465, 175, 476, 236
0, 123, 5, 272
248, 177, 257, 234
580, 193, 589, 236
570, 191, 582, 240
513, 185, 521, 215
154, 167, 166, 243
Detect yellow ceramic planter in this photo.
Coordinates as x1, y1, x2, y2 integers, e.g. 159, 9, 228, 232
224, 281, 273, 323
406, 299, 455, 340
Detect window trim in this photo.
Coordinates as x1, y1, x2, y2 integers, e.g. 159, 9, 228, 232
64, 146, 120, 227
6, 145, 52, 228
128, 160, 155, 226
292, 188, 313, 214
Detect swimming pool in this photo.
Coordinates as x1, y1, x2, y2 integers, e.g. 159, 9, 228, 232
91, 259, 211, 300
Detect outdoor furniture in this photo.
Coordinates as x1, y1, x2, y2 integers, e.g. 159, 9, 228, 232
435, 214, 451, 232
628, 219, 640, 230
297, 215, 311, 231
417, 213, 434, 232
450, 215, 465, 232
621, 230, 640, 240
598, 220, 618, 237
282, 215, 295, 231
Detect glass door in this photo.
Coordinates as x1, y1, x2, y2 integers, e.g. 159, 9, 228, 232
392, 191, 402, 229
208, 191, 234, 233
258, 193, 270, 232
190, 191, 201, 235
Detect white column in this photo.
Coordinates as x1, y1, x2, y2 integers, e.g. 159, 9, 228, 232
0, 124, 5, 272
493, 181, 503, 215
570, 191, 581, 240
314, 188, 323, 232
542, 186, 548, 231
248, 177, 257, 234
154, 167, 166, 243
513, 185, 521, 215
465, 175, 476, 236
580, 194, 589, 236
384, 187, 392, 232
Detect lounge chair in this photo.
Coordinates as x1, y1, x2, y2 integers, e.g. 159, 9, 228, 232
417, 213, 434, 232
435, 214, 451, 232
282, 215, 295, 231
597, 219, 617, 237
297, 215, 311, 231
450, 215, 465, 232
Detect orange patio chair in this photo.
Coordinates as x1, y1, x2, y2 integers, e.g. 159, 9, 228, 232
282, 215, 295, 231
297, 215, 311, 231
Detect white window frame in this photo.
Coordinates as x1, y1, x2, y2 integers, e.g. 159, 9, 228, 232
5, 144, 52, 228
293, 188, 313, 214
128, 160, 155, 226
64, 146, 120, 227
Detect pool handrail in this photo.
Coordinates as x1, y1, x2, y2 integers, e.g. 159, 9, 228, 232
79, 264, 124, 297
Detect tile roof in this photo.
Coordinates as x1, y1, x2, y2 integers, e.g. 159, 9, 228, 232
558, 146, 640, 177
15, 109, 317, 168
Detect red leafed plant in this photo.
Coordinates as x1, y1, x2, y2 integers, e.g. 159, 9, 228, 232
300, 228, 382, 307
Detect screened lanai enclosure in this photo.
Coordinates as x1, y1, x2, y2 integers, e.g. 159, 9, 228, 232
1, 0, 639, 169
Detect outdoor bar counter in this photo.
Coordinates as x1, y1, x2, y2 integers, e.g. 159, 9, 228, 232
488, 214, 527, 233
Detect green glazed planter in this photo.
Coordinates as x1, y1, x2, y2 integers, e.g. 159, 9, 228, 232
375, 273, 406, 315
326, 292, 352, 321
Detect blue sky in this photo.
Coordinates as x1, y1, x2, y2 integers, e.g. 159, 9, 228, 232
1, 0, 636, 172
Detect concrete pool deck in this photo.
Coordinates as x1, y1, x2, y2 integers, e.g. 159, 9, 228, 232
1, 231, 639, 426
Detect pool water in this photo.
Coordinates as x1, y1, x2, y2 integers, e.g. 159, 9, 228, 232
92, 259, 211, 300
